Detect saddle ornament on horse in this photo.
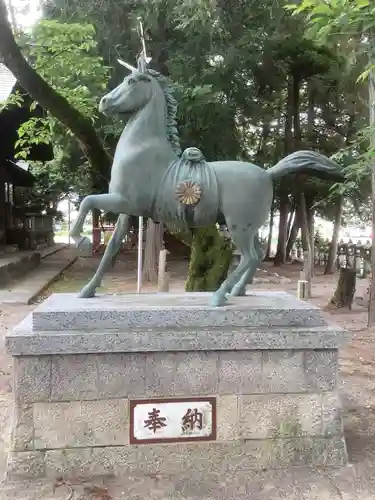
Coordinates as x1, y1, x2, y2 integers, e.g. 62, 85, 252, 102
153, 147, 219, 231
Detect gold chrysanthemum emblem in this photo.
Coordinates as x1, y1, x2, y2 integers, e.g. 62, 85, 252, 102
175, 180, 201, 205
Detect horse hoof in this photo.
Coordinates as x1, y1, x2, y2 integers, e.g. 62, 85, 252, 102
210, 293, 228, 307
76, 236, 92, 254
78, 286, 96, 298
230, 286, 246, 297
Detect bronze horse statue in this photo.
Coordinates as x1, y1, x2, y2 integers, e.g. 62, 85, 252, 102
71, 57, 343, 306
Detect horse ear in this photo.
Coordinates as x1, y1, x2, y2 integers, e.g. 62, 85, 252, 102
117, 59, 137, 72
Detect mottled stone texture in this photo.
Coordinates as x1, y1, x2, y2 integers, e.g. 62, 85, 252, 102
8, 292, 348, 356
13, 349, 338, 403
33, 399, 129, 449
8, 436, 347, 481
31, 292, 327, 331
6, 292, 348, 481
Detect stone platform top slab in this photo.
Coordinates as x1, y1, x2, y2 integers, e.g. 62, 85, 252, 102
6, 291, 349, 356
32, 291, 326, 331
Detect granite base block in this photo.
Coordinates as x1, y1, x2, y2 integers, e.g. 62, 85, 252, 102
9, 404, 33, 452
7, 451, 45, 481
7, 436, 347, 481
31, 291, 328, 331
13, 349, 338, 403
9, 392, 343, 453
6, 292, 349, 480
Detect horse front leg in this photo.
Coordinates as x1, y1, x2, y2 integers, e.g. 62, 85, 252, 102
70, 193, 127, 253
78, 214, 129, 298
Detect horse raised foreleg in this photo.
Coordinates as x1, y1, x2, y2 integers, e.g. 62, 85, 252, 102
70, 193, 127, 253
78, 214, 129, 298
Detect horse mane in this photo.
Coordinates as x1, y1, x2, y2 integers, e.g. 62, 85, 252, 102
147, 68, 181, 156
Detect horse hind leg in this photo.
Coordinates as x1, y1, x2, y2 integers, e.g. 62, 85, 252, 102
231, 234, 265, 297
210, 226, 254, 307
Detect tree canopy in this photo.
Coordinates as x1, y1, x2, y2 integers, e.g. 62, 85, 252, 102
0, 0, 370, 261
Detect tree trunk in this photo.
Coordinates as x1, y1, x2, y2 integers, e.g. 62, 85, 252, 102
6, 0, 16, 29
306, 197, 315, 277
284, 75, 294, 154
255, 122, 270, 167
368, 58, 375, 326
143, 220, 163, 283
274, 74, 294, 266
307, 80, 315, 148
147, 5, 170, 76
330, 267, 356, 309
265, 200, 274, 260
325, 195, 343, 274
136, 35, 169, 284
283, 73, 302, 263
292, 74, 301, 149
0, 0, 111, 188
286, 214, 299, 260
185, 226, 232, 292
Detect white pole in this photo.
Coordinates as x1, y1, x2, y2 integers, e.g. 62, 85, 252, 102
137, 216, 143, 293
67, 197, 71, 246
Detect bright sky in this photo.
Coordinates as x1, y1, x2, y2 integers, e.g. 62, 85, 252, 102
11, 0, 41, 28
0, 0, 41, 100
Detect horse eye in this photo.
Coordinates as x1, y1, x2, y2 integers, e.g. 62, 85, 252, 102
128, 78, 136, 85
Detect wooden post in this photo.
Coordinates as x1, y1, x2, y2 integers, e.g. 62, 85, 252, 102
143, 220, 163, 282
308, 206, 315, 277
157, 248, 169, 292
302, 251, 312, 298
369, 61, 375, 325
297, 280, 308, 299
158, 271, 170, 292
299, 193, 312, 298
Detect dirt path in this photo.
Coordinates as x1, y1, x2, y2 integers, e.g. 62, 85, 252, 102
2, 256, 375, 498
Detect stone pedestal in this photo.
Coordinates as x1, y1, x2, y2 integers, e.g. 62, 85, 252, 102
5, 291, 349, 481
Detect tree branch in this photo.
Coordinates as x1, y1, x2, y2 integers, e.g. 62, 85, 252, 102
0, 0, 111, 191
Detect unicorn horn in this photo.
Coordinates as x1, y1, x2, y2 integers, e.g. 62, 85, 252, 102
117, 59, 137, 72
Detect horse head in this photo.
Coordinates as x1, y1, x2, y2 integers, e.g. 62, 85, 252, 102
99, 58, 158, 117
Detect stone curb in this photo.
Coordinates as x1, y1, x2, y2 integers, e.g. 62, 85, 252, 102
39, 244, 68, 260
26, 257, 77, 305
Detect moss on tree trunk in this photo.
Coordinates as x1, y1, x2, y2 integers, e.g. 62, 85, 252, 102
185, 226, 233, 292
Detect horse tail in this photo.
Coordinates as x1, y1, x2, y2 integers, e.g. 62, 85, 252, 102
267, 150, 344, 183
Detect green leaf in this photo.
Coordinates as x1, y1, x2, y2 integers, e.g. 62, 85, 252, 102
357, 67, 372, 82
357, 0, 370, 7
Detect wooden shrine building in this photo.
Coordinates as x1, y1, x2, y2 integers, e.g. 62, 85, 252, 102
0, 67, 54, 250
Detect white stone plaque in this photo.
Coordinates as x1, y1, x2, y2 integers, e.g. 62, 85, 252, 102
130, 397, 216, 444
